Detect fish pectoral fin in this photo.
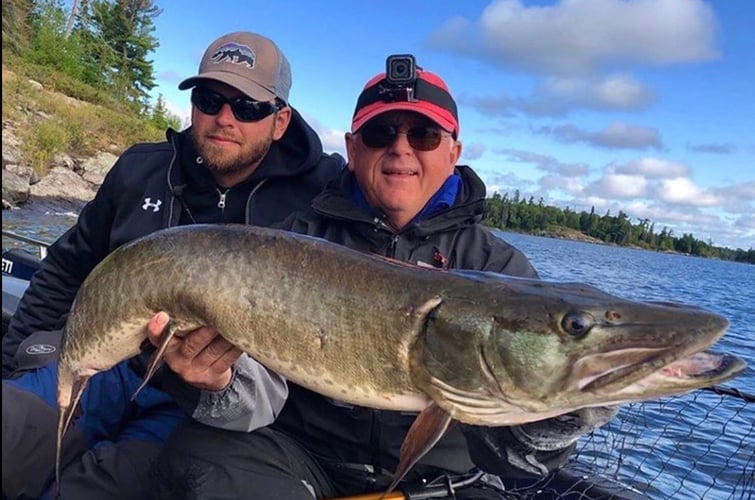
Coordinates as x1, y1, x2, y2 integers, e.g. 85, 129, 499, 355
131, 316, 178, 401
384, 403, 455, 496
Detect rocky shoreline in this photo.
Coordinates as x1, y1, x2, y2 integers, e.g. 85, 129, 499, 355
2, 122, 117, 213
2, 69, 124, 214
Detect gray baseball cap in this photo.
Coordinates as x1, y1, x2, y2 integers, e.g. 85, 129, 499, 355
179, 31, 291, 104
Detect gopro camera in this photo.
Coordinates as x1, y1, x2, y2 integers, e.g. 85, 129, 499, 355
386, 54, 417, 85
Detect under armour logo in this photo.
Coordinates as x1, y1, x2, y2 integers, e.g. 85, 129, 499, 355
142, 198, 162, 212
25, 344, 57, 355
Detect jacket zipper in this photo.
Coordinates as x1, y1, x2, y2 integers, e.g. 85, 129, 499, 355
372, 217, 400, 258
388, 234, 399, 258
217, 188, 230, 209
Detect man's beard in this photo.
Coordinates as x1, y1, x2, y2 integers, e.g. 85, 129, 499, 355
192, 126, 275, 177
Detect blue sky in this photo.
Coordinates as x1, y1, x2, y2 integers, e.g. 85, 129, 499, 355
145, 0, 753, 250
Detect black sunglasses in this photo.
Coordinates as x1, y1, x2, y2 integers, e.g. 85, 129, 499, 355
191, 88, 281, 122
358, 123, 450, 151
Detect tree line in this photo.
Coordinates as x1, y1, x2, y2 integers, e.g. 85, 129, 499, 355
2, 0, 179, 129
483, 191, 754, 264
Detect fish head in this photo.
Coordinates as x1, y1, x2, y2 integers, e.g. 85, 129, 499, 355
411, 274, 746, 425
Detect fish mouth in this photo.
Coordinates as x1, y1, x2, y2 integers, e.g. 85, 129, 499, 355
609, 351, 746, 398
576, 349, 746, 396
573, 347, 672, 391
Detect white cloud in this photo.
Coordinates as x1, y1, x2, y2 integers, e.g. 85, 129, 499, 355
319, 129, 347, 156
593, 74, 656, 109
539, 174, 584, 194
734, 212, 755, 232
592, 173, 649, 199
614, 158, 689, 179
536, 122, 663, 150
656, 177, 721, 206
462, 142, 487, 160
429, 0, 719, 75
687, 143, 737, 154
540, 74, 655, 110
300, 114, 347, 156
466, 74, 655, 117
497, 148, 589, 177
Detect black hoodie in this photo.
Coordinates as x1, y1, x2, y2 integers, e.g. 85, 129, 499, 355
4, 108, 344, 379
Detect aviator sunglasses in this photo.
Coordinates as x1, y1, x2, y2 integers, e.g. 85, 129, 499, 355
358, 123, 451, 151
191, 88, 281, 122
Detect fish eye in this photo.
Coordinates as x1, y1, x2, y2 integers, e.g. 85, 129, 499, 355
561, 311, 594, 338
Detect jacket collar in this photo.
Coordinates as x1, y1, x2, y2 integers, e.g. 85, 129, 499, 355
312, 165, 486, 233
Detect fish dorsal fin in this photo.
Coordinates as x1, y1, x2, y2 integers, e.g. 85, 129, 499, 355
383, 402, 454, 497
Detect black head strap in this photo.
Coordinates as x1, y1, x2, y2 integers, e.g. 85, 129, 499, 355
353, 78, 458, 121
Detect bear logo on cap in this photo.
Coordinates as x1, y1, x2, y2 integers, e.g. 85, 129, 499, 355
211, 42, 256, 69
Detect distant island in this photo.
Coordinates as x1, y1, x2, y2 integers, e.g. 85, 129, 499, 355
482, 192, 754, 265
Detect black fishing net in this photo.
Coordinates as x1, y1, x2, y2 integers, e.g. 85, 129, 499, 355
501, 386, 754, 499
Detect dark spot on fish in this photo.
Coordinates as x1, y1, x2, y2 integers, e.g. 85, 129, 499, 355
605, 310, 621, 322
246, 295, 257, 308
315, 329, 327, 349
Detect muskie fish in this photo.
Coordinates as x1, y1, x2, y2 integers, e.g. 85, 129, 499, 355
55, 224, 745, 494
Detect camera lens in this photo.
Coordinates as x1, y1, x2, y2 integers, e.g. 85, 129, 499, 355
386, 55, 416, 84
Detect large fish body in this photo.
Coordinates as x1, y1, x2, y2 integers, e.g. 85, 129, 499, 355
56, 224, 745, 491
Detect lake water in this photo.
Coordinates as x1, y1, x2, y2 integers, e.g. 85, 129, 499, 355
2, 210, 754, 499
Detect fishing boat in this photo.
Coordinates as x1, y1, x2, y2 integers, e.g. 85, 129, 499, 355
2, 230, 49, 336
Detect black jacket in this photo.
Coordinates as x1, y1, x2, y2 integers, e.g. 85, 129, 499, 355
273, 167, 574, 479
281, 165, 537, 273
3, 109, 344, 375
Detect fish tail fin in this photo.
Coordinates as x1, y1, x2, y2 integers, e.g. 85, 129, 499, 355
384, 403, 454, 496
131, 317, 177, 401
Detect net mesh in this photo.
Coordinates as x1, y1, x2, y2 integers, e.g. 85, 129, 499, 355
502, 386, 754, 499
